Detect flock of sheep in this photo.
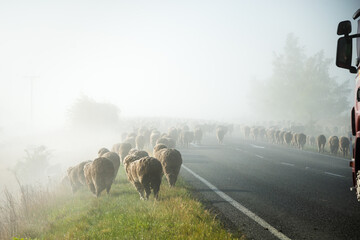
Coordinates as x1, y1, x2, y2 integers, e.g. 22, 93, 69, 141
65, 126, 192, 200
64, 122, 351, 199
242, 126, 351, 157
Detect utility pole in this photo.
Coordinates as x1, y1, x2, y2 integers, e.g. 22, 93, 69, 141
23, 76, 40, 125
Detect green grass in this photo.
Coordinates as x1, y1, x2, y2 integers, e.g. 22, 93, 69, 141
13, 167, 244, 240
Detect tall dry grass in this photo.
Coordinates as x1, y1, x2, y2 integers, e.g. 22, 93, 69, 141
0, 173, 69, 240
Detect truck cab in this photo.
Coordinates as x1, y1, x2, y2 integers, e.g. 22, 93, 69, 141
336, 9, 360, 200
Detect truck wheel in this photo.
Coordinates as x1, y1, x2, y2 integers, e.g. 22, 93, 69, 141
357, 170, 360, 201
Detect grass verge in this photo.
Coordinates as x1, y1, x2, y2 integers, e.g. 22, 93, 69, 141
10, 167, 245, 240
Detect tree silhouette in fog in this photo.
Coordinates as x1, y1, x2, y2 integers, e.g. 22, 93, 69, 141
67, 95, 120, 128
250, 33, 351, 125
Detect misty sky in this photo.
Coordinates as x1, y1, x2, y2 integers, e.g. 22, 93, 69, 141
0, 0, 358, 131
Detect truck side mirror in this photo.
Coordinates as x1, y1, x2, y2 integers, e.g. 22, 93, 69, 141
337, 21, 352, 35
336, 36, 357, 73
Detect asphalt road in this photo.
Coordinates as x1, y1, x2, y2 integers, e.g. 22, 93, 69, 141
179, 135, 360, 240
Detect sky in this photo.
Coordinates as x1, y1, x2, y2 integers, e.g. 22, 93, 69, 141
0, 0, 359, 132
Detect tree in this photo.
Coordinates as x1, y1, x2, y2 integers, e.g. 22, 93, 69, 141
249, 33, 351, 125
67, 95, 121, 129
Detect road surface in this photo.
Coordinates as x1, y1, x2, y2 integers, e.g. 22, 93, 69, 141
179, 136, 360, 240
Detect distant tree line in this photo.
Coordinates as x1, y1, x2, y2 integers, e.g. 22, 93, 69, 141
249, 33, 351, 127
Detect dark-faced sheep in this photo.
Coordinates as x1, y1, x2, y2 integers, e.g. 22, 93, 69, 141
340, 136, 350, 157
101, 151, 121, 181
329, 136, 339, 155
67, 160, 92, 193
118, 143, 132, 163
83, 157, 115, 197
156, 148, 182, 187
317, 135, 326, 153
124, 156, 162, 200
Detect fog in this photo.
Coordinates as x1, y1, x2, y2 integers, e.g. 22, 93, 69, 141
0, 1, 358, 191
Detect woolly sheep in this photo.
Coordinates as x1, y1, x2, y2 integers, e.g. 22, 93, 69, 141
180, 131, 194, 148
67, 160, 92, 193
329, 136, 339, 155
156, 148, 183, 187
118, 142, 132, 163
156, 137, 176, 148
101, 151, 121, 180
124, 156, 162, 200
125, 136, 136, 149
83, 157, 115, 197
216, 126, 228, 144
112, 143, 121, 153
296, 133, 306, 150
98, 147, 110, 157
136, 135, 145, 150
168, 127, 179, 144
284, 132, 293, 145
150, 131, 161, 147
153, 143, 168, 159
317, 135, 326, 153
340, 136, 350, 157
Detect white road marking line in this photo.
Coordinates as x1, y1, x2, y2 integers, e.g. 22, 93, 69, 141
324, 172, 345, 178
255, 154, 264, 159
182, 165, 292, 240
280, 162, 295, 167
250, 144, 265, 149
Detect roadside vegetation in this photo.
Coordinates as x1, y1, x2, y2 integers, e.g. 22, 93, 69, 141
1, 167, 245, 240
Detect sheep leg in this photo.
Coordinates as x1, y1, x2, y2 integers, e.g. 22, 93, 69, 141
151, 178, 161, 200
134, 182, 145, 200
143, 183, 151, 200
88, 183, 96, 195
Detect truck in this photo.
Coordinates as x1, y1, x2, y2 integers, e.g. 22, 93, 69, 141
336, 9, 360, 200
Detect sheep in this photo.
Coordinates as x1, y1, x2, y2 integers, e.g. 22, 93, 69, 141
83, 157, 115, 197
193, 127, 203, 145
150, 131, 161, 147
329, 136, 339, 155
284, 132, 293, 145
98, 147, 110, 157
216, 126, 228, 144
138, 126, 151, 147
124, 156, 162, 200
180, 131, 194, 148
168, 127, 179, 144
340, 136, 350, 157
156, 137, 176, 148
317, 135, 326, 153
128, 149, 149, 160
135, 135, 145, 150
118, 142, 132, 163
156, 148, 183, 187
101, 151, 121, 180
125, 136, 136, 149
296, 133, 306, 150
153, 143, 168, 159
111, 143, 121, 153
67, 160, 92, 193
249, 127, 259, 141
